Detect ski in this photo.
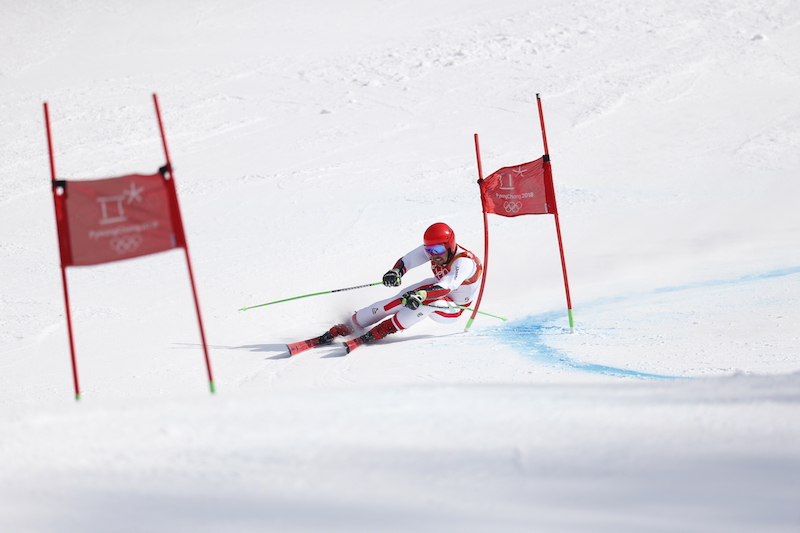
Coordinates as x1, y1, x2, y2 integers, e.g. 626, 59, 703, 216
286, 323, 353, 356
286, 337, 323, 356
289, 334, 363, 355
343, 337, 364, 354
343, 332, 375, 354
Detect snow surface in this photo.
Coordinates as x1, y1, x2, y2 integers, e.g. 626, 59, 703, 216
2, 0, 799, 531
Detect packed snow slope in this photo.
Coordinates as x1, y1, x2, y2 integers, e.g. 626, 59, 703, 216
1, 1, 799, 532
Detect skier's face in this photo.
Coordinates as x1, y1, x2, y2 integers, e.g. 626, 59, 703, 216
431, 253, 448, 267
426, 245, 449, 266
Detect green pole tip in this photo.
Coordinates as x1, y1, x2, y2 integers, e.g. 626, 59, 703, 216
209, 382, 216, 394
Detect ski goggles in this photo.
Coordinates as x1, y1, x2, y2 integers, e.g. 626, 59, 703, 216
425, 244, 448, 256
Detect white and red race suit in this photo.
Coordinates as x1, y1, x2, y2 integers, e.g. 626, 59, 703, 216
352, 244, 483, 331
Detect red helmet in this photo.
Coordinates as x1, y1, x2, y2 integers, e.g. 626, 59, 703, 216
423, 222, 456, 255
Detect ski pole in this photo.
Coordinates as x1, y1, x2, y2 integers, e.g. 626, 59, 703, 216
425, 304, 508, 321
238, 282, 383, 311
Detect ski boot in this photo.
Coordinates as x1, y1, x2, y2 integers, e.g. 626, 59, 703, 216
344, 319, 397, 353
317, 323, 353, 345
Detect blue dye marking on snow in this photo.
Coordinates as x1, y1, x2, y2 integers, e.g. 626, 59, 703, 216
479, 265, 800, 380
654, 265, 800, 294
483, 312, 682, 380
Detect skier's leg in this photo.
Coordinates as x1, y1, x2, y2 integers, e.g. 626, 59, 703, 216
351, 280, 435, 329
344, 316, 400, 353
428, 302, 466, 324
393, 297, 464, 329
344, 299, 464, 353
351, 296, 396, 329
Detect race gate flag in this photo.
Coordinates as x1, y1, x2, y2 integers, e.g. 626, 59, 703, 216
54, 171, 182, 266
45, 95, 214, 400
467, 94, 574, 333
479, 157, 557, 217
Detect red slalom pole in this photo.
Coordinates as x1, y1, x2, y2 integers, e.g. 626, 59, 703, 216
466, 133, 490, 332
44, 103, 81, 400
537, 94, 574, 331
536, 93, 551, 155
153, 94, 216, 393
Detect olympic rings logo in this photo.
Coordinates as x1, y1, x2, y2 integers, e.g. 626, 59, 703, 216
503, 201, 522, 214
110, 234, 143, 255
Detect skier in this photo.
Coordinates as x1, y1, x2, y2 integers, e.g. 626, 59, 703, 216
288, 222, 483, 355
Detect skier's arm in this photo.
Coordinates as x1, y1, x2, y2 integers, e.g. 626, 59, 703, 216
382, 263, 404, 286
382, 246, 431, 287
